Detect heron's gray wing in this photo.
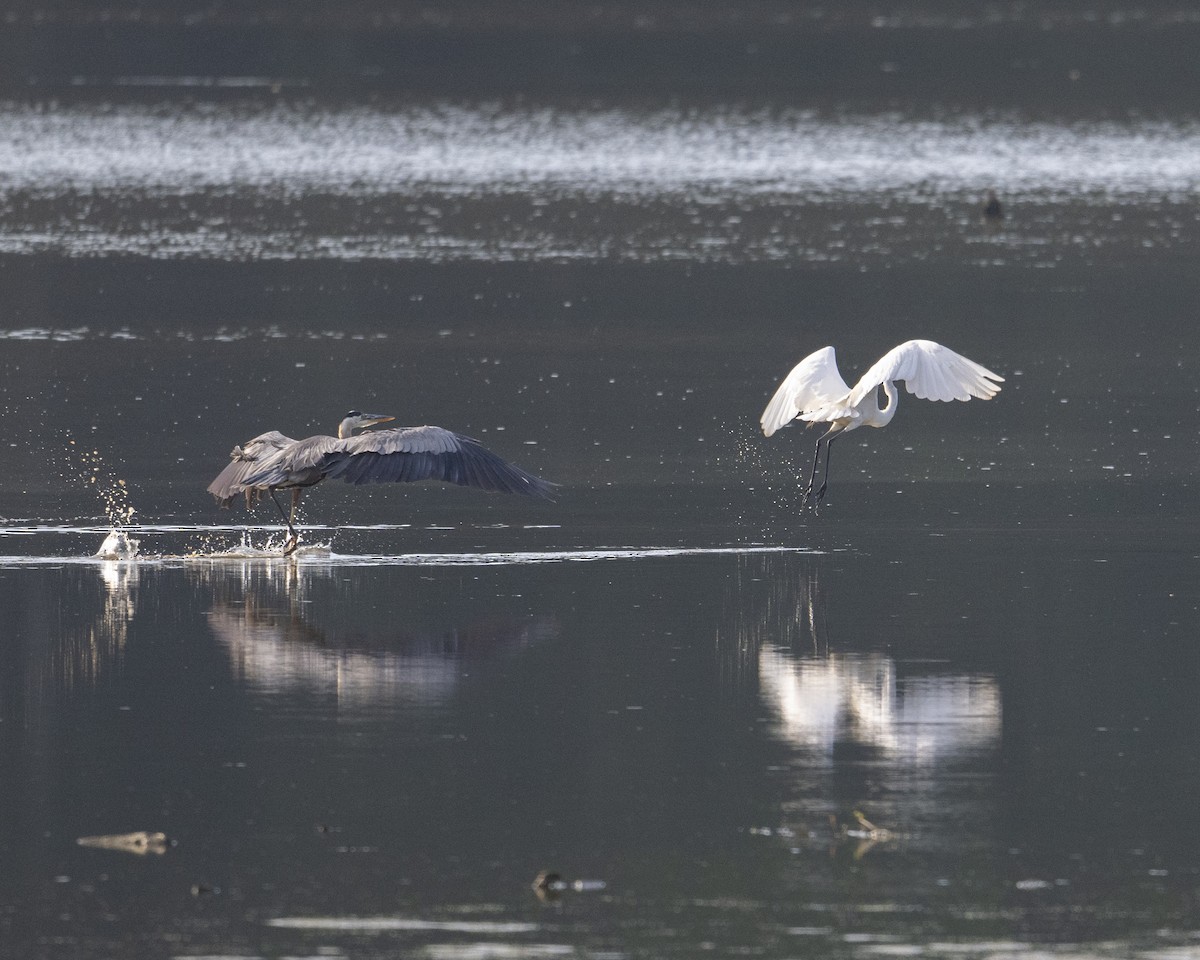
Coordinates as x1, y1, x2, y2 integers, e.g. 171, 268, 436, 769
321, 425, 556, 499
207, 431, 297, 506
237, 435, 343, 489
760, 346, 852, 436
846, 340, 1004, 408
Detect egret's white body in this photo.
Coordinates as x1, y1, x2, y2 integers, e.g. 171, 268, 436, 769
760, 339, 1004, 505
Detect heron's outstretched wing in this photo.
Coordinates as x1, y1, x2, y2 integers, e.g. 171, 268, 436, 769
846, 340, 1004, 408
321, 425, 555, 499
207, 431, 297, 506
760, 346, 853, 437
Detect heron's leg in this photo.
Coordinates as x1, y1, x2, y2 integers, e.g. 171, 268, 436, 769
286, 490, 304, 554
269, 489, 299, 552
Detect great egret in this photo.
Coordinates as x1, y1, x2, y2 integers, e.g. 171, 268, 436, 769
209, 410, 555, 552
760, 340, 1004, 506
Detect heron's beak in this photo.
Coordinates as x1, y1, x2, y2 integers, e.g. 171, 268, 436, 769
363, 414, 396, 428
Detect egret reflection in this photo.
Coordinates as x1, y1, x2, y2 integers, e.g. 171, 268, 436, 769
725, 555, 1001, 761
195, 560, 559, 707
759, 649, 1000, 761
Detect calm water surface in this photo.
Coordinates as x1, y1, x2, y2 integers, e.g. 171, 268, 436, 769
3, 7, 1200, 956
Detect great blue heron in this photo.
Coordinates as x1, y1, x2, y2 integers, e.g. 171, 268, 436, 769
760, 340, 1004, 506
208, 411, 555, 552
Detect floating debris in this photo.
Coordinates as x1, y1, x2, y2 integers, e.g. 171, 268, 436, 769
76, 831, 170, 855
532, 869, 607, 902
94, 529, 140, 559
845, 809, 894, 842
982, 188, 1005, 224
823, 810, 899, 860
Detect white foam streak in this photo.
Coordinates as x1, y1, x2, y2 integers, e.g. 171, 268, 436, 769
0, 543, 817, 568
266, 916, 539, 933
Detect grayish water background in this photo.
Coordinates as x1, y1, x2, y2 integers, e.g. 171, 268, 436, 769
2, 2, 1200, 958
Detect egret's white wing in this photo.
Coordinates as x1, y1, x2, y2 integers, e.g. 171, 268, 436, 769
760, 346, 852, 437
846, 340, 1003, 408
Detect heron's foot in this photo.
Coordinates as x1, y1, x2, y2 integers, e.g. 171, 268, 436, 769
813, 481, 828, 504
282, 533, 300, 555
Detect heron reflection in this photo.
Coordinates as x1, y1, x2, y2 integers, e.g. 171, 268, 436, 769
196, 560, 558, 707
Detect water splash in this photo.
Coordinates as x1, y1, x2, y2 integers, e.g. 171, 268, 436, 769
186, 528, 333, 559
94, 530, 140, 559
59, 437, 142, 557
66, 439, 137, 528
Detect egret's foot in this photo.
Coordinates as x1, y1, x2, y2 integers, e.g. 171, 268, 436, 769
800, 483, 828, 511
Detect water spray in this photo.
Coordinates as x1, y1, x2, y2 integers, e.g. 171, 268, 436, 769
65, 437, 141, 558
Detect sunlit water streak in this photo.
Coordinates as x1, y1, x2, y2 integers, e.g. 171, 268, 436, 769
3, 102, 1198, 197
0, 101, 1197, 263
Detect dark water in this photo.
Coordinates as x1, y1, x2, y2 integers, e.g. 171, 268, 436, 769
3, 3, 1200, 958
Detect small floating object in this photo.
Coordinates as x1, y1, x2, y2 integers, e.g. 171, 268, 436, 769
76, 831, 169, 855
191, 882, 220, 897
94, 529, 140, 559
531, 870, 607, 901
826, 809, 895, 842
982, 189, 1004, 223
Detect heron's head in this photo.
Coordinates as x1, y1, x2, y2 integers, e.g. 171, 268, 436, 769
338, 410, 396, 439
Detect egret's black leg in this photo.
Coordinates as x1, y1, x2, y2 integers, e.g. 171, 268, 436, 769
814, 432, 839, 504
802, 425, 841, 508
802, 438, 825, 506
269, 489, 300, 553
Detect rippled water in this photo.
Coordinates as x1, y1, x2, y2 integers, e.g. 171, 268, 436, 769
3, 8, 1200, 956
5, 537, 1200, 960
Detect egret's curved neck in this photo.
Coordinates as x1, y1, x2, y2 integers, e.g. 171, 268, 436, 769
874, 381, 900, 427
